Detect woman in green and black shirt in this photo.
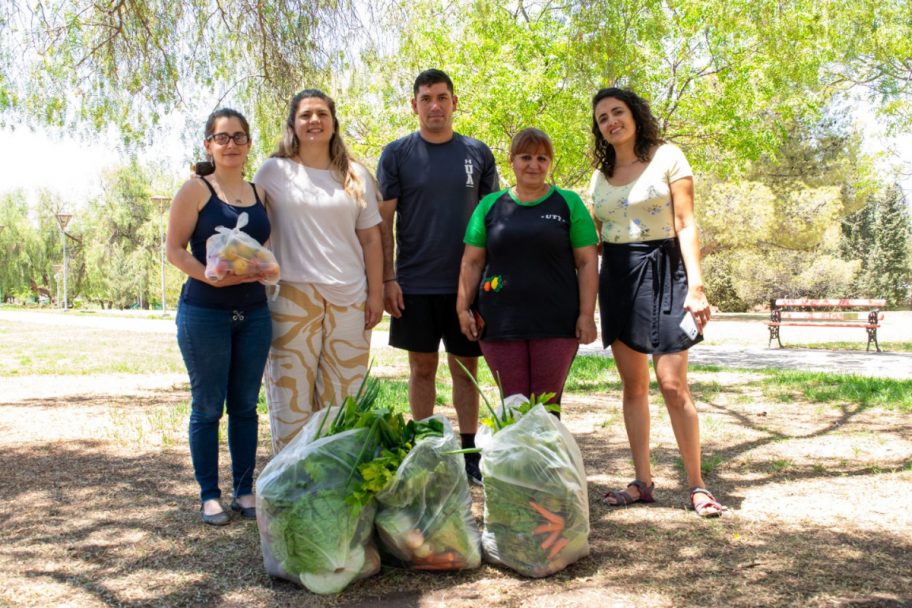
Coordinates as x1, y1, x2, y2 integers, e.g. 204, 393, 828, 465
456, 128, 599, 408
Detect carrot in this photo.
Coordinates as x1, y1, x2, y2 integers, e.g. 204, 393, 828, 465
541, 530, 561, 550
416, 551, 459, 570
424, 551, 457, 564
548, 537, 570, 559
534, 521, 561, 535
529, 501, 564, 525
416, 562, 455, 571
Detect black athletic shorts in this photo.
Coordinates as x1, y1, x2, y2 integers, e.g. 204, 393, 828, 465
389, 293, 482, 358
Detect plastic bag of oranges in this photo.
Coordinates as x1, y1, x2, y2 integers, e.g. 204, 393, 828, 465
204, 212, 280, 285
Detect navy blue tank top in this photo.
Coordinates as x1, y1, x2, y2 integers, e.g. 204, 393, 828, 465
181, 179, 271, 311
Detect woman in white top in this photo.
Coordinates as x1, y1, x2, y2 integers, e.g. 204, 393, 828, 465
253, 89, 383, 453
589, 87, 722, 517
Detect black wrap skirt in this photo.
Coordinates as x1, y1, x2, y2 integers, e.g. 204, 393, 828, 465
598, 238, 703, 354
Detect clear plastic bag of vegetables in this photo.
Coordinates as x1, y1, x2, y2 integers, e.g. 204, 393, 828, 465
373, 415, 482, 571
476, 395, 590, 578
204, 212, 280, 285
255, 405, 380, 595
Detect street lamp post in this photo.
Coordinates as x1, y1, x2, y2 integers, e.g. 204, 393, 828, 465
0, 225, 5, 305
55, 214, 72, 310
151, 196, 172, 314
53, 264, 62, 309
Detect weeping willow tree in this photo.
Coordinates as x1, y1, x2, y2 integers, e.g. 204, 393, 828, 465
0, 0, 367, 149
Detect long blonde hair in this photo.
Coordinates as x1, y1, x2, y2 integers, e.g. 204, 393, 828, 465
271, 89, 374, 208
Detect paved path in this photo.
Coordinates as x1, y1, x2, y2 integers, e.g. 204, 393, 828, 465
3, 310, 909, 378
579, 343, 911, 379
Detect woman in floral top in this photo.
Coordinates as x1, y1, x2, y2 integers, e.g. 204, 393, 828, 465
590, 87, 722, 517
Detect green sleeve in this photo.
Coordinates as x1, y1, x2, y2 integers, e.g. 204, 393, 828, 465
463, 190, 505, 248
559, 189, 599, 248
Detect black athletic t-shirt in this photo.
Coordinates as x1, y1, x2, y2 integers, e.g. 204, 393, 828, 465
376, 132, 499, 294
464, 187, 598, 341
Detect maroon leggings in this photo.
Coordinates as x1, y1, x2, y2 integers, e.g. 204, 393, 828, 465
480, 338, 579, 405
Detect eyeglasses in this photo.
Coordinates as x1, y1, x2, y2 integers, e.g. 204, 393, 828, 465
207, 132, 251, 145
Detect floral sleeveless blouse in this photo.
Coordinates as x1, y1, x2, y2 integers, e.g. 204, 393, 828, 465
590, 144, 693, 244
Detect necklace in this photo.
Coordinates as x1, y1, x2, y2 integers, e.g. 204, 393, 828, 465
216, 179, 245, 206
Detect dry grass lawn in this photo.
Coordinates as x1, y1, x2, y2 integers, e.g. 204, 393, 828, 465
0, 320, 183, 376
2, 321, 911, 607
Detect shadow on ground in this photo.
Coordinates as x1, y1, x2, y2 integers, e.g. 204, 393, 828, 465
2, 431, 911, 607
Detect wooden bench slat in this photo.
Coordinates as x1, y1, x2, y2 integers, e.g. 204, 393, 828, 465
765, 298, 885, 351
764, 322, 881, 328
779, 312, 885, 321
774, 298, 886, 307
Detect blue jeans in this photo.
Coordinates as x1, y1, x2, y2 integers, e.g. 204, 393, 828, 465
176, 302, 272, 503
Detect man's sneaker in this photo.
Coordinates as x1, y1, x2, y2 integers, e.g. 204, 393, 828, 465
465, 454, 483, 486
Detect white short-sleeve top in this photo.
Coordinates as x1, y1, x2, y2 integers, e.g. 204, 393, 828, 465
589, 144, 693, 244
253, 158, 381, 306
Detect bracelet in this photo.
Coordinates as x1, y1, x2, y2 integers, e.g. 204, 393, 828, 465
383, 278, 397, 283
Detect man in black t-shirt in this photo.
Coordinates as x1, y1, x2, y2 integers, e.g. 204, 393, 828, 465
377, 69, 499, 485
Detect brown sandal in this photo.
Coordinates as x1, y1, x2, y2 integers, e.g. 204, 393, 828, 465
603, 480, 656, 506
689, 487, 724, 518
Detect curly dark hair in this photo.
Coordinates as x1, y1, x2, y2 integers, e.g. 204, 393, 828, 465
591, 87, 664, 178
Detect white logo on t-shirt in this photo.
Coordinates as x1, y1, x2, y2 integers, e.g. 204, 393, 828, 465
465, 159, 474, 187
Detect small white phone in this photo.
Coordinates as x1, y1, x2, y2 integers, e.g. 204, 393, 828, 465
680, 311, 700, 340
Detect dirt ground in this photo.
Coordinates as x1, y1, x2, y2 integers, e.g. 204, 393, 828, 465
1, 322, 912, 607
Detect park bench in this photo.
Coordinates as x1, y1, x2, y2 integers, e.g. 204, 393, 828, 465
764, 299, 886, 352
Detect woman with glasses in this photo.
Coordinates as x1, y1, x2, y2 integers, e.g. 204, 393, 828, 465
253, 90, 383, 454
166, 108, 272, 525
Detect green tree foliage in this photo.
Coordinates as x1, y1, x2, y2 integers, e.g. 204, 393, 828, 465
83, 241, 144, 309
698, 112, 877, 255
825, 0, 912, 136
0, 191, 40, 301
345, 0, 596, 186
0, 189, 73, 303
699, 112, 873, 309
3, 0, 909, 310
4, 0, 912, 175
841, 183, 912, 309
0, 160, 184, 309
727, 248, 860, 308
76, 160, 183, 308
345, 0, 901, 185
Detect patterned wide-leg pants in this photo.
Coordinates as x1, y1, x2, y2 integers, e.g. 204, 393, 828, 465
265, 282, 370, 454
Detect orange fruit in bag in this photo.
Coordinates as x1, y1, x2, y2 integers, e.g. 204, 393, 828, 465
235, 243, 257, 260
221, 245, 238, 261
262, 262, 280, 279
